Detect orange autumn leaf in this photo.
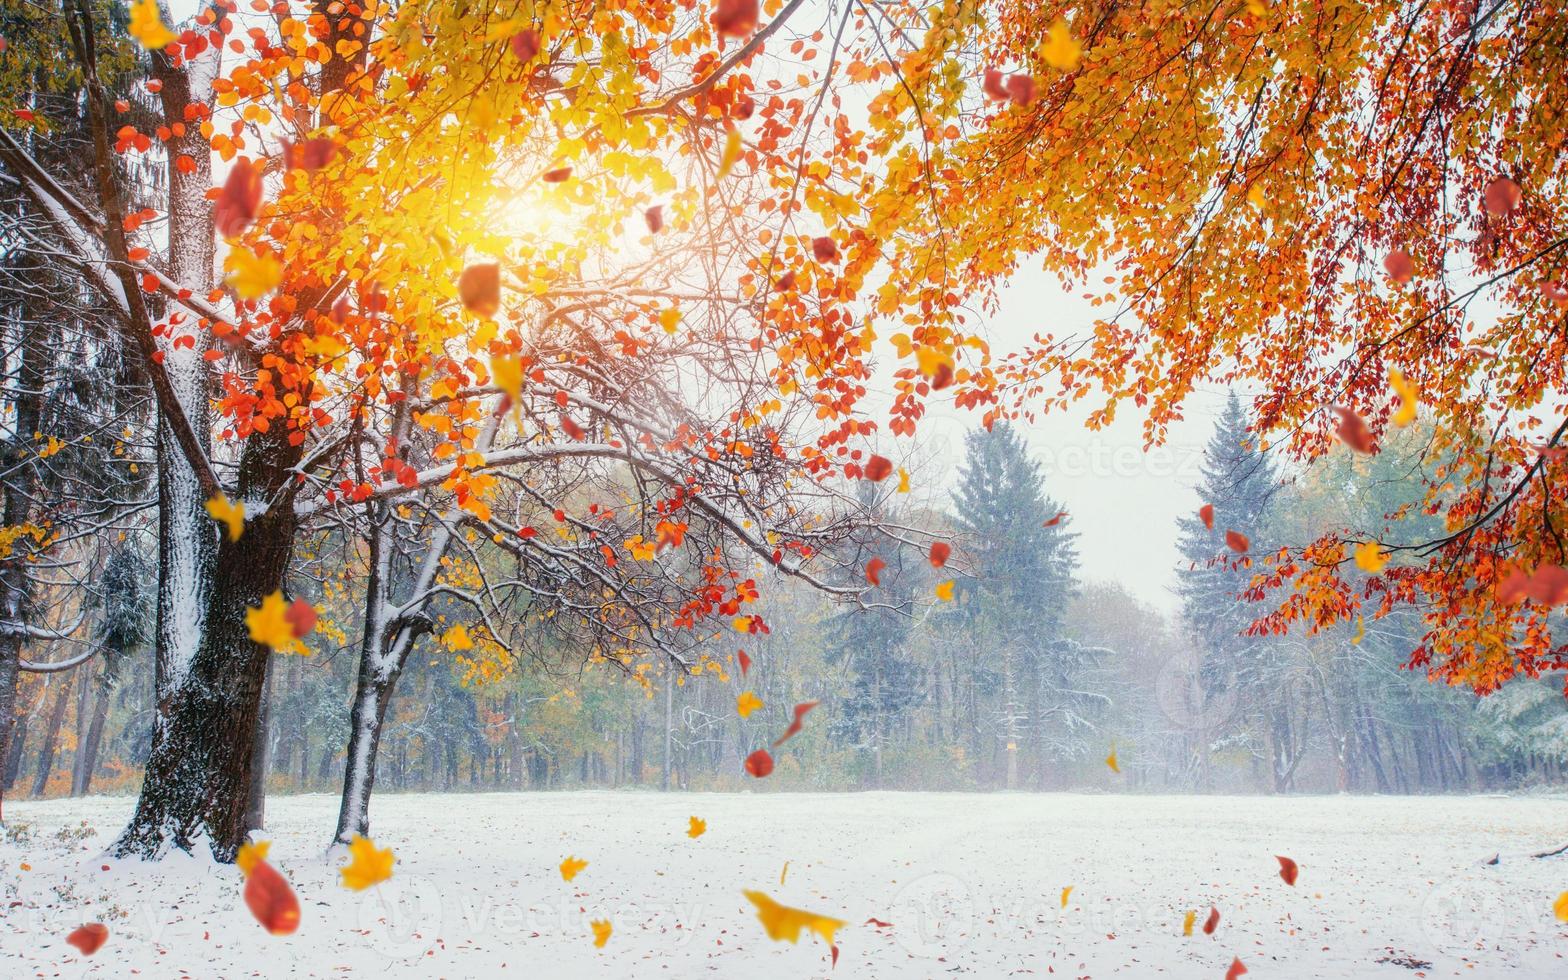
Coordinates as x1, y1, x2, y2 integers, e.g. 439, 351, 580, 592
865, 556, 886, 586
644, 205, 664, 234
687, 816, 706, 838
1276, 855, 1298, 886
542, 166, 572, 183
928, 541, 951, 568
1225, 530, 1249, 554
744, 748, 774, 777
1104, 748, 1120, 773
934, 579, 955, 601
737, 649, 752, 675
1203, 906, 1220, 935
773, 702, 818, 746
1040, 18, 1082, 70
236, 840, 271, 877
509, 28, 540, 63
1554, 890, 1568, 922
65, 923, 109, 956
214, 158, 263, 238
1059, 885, 1073, 908
1497, 564, 1568, 606
1226, 958, 1248, 980
560, 415, 587, 441
863, 454, 893, 481
247, 592, 308, 654
285, 598, 317, 639
1043, 510, 1067, 527
812, 236, 839, 263
736, 690, 763, 718
560, 856, 588, 881
1483, 175, 1522, 216
458, 262, 501, 317
1199, 503, 1214, 530
742, 890, 845, 947
590, 918, 612, 947
712, 0, 759, 37
1334, 407, 1377, 453
244, 859, 301, 935
1182, 909, 1196, 936
1383, 248, 1415, 284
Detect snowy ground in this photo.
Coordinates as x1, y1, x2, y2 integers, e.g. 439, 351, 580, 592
3, 791, 1566, 978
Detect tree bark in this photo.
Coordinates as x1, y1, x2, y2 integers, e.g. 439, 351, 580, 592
30, 674, 73, 797
244, 656, 275, 832
72, 674, 111, 796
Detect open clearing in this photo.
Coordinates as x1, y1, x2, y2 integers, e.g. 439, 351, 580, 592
3, 791, 1566, 978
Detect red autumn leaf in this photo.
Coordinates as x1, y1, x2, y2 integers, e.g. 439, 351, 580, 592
929, 542, 951, 568
712, 0, 759, 37
775, 270, 796, 291
1043, 510, 1067, 527
1224, 530, 1249, 554
1382, 249, 1414, 284
296, 138, 336, 171
812, 236, 839, 263
931, 360, 954, 390
1226, 957, 1247, 980
1005, 74, 1036, 106
645, 205, 664, 233
510, 28, 540, 63
1333, 406, 1377, 454
733, 94, 755, 120
864, 918, 893, 928
831, 944, 840, 967
244, 860, 301, 935
66, 923, 109, 956
863, 454, 893, 481
865, 556, 885, 586
331, 294, 351, 324
1276, 855, 1298, 886
773, 701, 818, 746
542, 166, 572, 183
738, 649, 752, 676
114, 99, 130, 113
1199, 503, 1214, 529
1202, 906, 1220, 935
285, 598, 317, 639
744, 748, 774, 777
1542, 281, 1568, 308
1482, 176, 1521, 216
982, 68, 1009, 101
1497, 564, 1568, 606
214, 158, 263, 238
561, 415, 586, 441
458, 262, 501, 317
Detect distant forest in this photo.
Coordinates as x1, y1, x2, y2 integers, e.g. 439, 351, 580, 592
8, 399, 1567, 803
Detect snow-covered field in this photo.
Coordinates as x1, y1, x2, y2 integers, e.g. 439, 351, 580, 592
3, 791, 1566, 978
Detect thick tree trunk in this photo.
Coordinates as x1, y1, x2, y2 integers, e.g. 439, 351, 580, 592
335, 670, 399, 843
30, 675, 73, 796
113, 427, 301, 861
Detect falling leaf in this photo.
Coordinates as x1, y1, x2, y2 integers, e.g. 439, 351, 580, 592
1276, 855, 1299, 886
1354, 540, 1388, 574
659, 307, 682, 334
1226, 957, 1248, 980
773, 702, 819, 746
542, 166, 572, 183
1203, 906, 1220, 935
1005, 74, 1036, 106
865, 917, 893, 928
1351, 614, 1365, 645
1542, 281, 1568, 308
284, 598, 317, 640
1105, 748, 1120, 773
743, 890, 846, 947
560, 414, 587, 440
897, 467, 910, 493
339, 834, 395, 891
458, 262, 501, 317
560, 856, 588, 881
745, 749, 774, 777
1199, 503, 1215, 530
982, 67, 1009, 101
442, 624, 474, 651
863, 454, 893, 481
929, 541, 951, 568
206, 493, 245, 542
1483, 176, 1522, 216
1554, 890, 1568, 922
1390, 369, 1419, 426
718, 128, 743, 178
591, 919, 612, 947
1182, 909, 1196, 936
737, 649, 752, 676
1334, 406, 1377, 453
1060, 886, 1073, 908
128, 0, 177, 49
510, 28, 540, 63
779, 861, 789, 884
236, 840, 271, 877
812, 236, 840, 263
244, 859, 301, 935
645, 205, 664, 234
1383, 249, 1414, 285
215, 158, 264, 238
688, 816, 706, 838
289, 138, 336, 172
1040, 18, 1082, 71
935, 579, 954, 601
1043, 510, 1067, 527
1497, 564, 1568, 606
736, 690, 763, 718
247, 592, 307, 654
1225, 530, 1249, 554
712, 0, 759, 37
65, 923, 109, 956
225, 246, 283, 300
865, 557, 885, 586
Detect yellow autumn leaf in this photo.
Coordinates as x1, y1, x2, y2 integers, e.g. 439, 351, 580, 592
1247, 184, 1266, 211
492, 354, 523, 402
687, 816, 706, 838
779, 861, 789, 884
246, 592, 304, 654
935, 580, 954, 601
560, 855, 588, 881
718, 128, 742, 179
205, 493, 245, 542
1554, 890, 1568, 922
1060, 885, 1073, 908
128, 0, 177, 49
339, 834, 395, 891
742, 890, 845, 947
897, 467, 910, 493
1105, 748, 1120, 773
442, 624, 474, 650
1351, 614, 1365, 645
236, 840, 271, 878
732, 616, 752, 632
225, 246, 283, 300
1390, 369, 1419, 427
1040, 18, 1081, 71
1183, 909, 1196, 936
914, 346, 951, 379
736, 691, 763, 718
659, 307, 681, 334
1354, 540, 1388, 573
590, 919, 612, 947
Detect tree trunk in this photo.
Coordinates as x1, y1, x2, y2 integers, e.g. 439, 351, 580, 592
72, 676, 111, 796
30, 674, 73, 797
244, 656, 275, 832
113, 426, 301, 861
